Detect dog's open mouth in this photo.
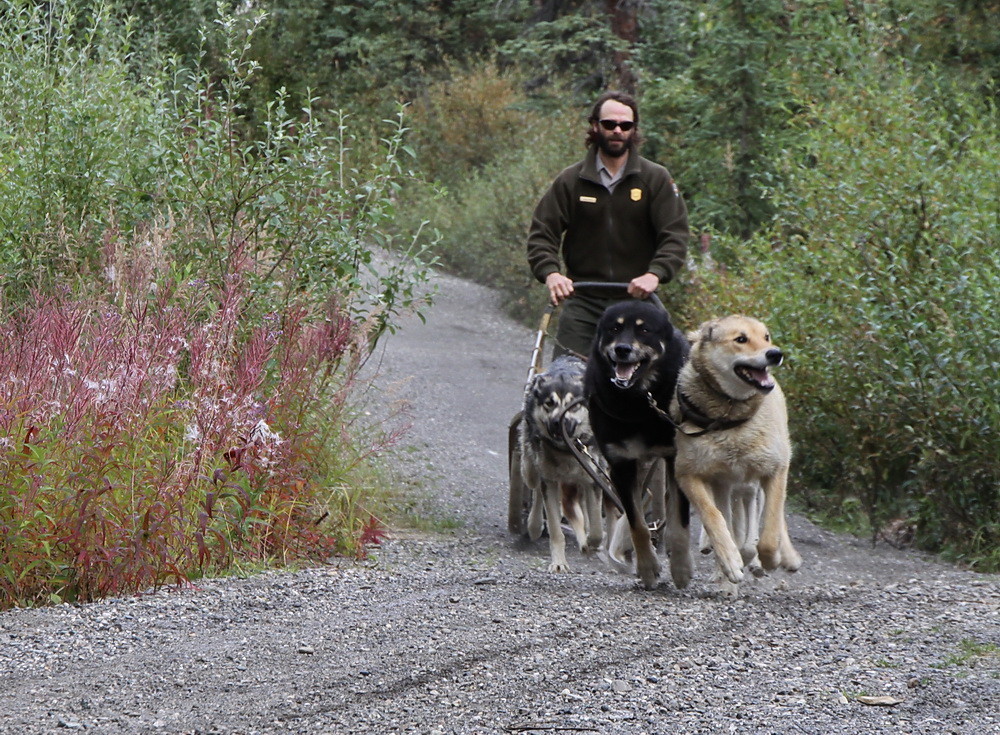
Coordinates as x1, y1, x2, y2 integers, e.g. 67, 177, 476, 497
611, 360, 643, 389
735, 364, 775, 392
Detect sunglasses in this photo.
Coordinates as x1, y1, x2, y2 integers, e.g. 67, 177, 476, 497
598, 119, 635, 132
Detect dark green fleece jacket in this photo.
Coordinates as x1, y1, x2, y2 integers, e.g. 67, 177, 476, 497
526, 146, 689, 285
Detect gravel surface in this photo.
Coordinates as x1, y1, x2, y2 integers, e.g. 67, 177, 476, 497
1, 268, 997, 735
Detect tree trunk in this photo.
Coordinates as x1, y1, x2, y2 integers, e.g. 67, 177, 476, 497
605, 0, 638, 92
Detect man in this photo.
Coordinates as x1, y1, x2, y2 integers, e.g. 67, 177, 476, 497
526, 91, 689, 357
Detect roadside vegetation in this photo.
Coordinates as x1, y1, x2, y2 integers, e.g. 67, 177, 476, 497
1, 0, 996, 610
0, 0, 434, 608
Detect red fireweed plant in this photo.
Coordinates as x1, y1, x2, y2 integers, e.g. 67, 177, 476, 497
0, 237, 399, 609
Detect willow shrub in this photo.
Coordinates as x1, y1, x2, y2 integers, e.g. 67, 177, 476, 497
0, 0, 161, 289
685, 65, 999, 570
0, 0, 435, 337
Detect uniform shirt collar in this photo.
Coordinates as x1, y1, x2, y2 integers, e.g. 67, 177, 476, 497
582, 145, 640, 190
597, 155, 626, 192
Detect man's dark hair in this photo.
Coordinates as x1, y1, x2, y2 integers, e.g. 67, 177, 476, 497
585, 90, 643, 149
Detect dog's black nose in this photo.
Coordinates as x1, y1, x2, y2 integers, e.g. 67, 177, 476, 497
613, 344, 633, 361
766, 348, 784, 366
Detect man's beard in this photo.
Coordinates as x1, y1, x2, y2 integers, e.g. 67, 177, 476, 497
597, 130, 634, 158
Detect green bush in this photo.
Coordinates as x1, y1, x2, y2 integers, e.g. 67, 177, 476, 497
246, 0, 529, 115
684, 62, 999, 570
0, 0, 435, 338
156, 11, 436, 334
401, 91, 579, 323
0, 0, 163, 288
409, 62, 532, 189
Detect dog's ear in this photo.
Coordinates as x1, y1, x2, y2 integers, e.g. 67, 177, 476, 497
524, 373, 541, 401
695, 319, 719, 344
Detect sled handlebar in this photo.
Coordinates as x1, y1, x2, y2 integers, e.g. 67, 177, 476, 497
526, 282, 665, 385
567, 281, 664, 311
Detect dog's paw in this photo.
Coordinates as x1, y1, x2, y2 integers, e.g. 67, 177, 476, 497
527, 516, 544, 541
707, 565, 742, 597
636, 555, 661, 590
779, 544, 802, 573
636, 576, 660, 591
601, 548, 634, 576
580, 533, 604, 556
713, 544, 746, 584
716, 578, 740, 599
548, 561, 570, 573
757, 542, 780, 572
739, 544, 759, 567
759, 540, 802, 573
670, 563, 692, 590
718, 561, 745, 585
742, 548, 766, 577
667, 547, 692, 589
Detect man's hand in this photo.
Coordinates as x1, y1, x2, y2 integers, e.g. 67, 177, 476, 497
545, 272, 575, 306
628, 272, 660, 299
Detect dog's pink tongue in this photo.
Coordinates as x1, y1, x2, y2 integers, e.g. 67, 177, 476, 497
615, 363, 638, 382
749, 368, 774, 388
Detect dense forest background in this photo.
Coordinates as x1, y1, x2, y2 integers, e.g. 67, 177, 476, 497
0, 0, 997, 607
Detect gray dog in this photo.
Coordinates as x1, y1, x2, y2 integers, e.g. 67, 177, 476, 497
520, 355, 607, 572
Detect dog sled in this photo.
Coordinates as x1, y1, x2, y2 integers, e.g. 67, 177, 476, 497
506, 282, 665, 535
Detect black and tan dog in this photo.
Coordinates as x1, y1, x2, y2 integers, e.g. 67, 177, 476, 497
520, 355, 606, 572
670, 315, 802, 594
584, 301, 691, 590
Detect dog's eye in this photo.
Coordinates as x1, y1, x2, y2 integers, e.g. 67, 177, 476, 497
735, 334, 748, 344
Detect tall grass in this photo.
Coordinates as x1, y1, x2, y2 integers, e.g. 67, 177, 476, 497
0, 230, 404, 608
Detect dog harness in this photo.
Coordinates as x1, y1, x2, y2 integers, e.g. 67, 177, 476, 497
640, 388, 750, 437
673, 390, 750, 436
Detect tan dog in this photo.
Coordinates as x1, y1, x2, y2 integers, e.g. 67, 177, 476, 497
698, 481, 766, 579
670, 316, 802, 594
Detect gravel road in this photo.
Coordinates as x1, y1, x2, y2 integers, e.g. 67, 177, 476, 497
1, 268, 997, 735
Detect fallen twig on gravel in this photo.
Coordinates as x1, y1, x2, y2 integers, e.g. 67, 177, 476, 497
505, 723, 600, 733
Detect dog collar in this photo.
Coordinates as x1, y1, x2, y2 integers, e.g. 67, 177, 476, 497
675, 390, 749, 435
